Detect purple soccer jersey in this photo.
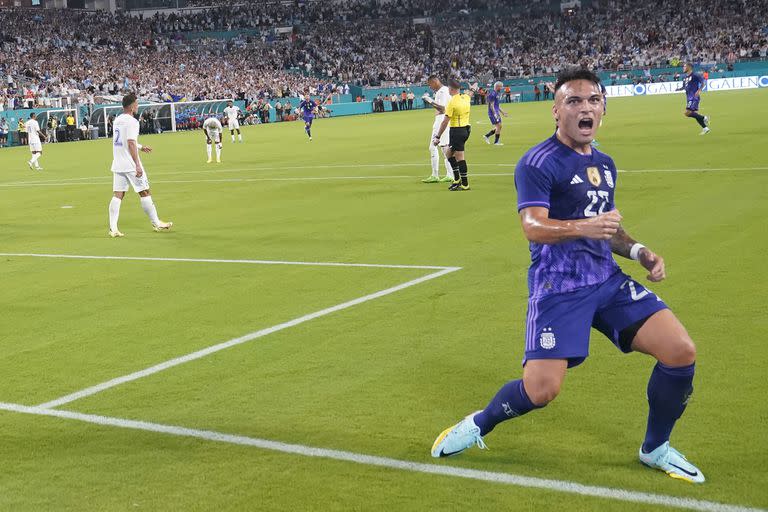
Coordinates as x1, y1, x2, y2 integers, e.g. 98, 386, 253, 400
487, 90, 501, 123
300, 98, 315, 122
682, 72, 704, 101
682, 72, 704, 111
515, 134, 620, 299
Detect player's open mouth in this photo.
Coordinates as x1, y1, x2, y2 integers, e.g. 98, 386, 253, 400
578, 118, 594, 130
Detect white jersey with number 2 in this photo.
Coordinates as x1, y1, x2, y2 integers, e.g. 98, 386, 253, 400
111, 113, 141, 173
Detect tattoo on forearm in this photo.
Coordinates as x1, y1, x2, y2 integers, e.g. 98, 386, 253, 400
610, 226, 637, 259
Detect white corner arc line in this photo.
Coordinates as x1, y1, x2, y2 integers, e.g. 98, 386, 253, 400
0, 253, 454, 271
37, 267, 460, 409
0, 402, 762, 512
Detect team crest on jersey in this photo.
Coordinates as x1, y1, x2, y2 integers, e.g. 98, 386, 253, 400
539, 328, 556, 350
604, 170, 614, 188
586, 166, 602, 187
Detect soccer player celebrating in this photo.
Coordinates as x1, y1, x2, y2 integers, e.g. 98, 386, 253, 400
483, 81, 508, 145
678, 63, 710, 135
25, 112, 43, 171
421, 75, 454, 183
203, 116, 223, 163
299, 91, 317, 141
431, 68, 704, 484
108, 93, 172, 238
434, 79, 471, 191
223, 100, 243, 143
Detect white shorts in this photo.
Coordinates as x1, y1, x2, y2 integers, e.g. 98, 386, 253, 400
431, 117, 449, 147
113, 170, 150, 193
29, 142, 42, 152
206, 128, 220, 141
228, 119, 240, 130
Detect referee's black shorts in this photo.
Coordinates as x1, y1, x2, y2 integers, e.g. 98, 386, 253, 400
449, 125, 471, 152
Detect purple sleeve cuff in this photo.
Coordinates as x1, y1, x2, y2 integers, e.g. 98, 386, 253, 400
517, 201, 550, 212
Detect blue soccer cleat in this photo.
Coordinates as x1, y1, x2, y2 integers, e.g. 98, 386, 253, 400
639, 442, 705, 483
431, 411, 487, 458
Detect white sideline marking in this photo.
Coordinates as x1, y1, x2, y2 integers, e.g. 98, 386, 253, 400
0, 402, 762, 512
0, 252, 454, 271
0, 173, 513, 188
36, 266, 459, 409
1, 166, 766, 189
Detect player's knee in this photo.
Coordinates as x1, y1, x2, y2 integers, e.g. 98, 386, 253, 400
524, 375, 562, 406
671, 338, 697, 366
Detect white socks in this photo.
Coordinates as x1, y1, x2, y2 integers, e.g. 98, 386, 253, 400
30, 153, 40, 166
207, 144, 212, 159
215, 143, 221, 160
140, 195, 160, 225
443, 156, 452, 178
109, 196, 122, 232
429, 144, 440, 177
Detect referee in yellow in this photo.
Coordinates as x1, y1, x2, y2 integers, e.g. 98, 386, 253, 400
433, 79, 472, 191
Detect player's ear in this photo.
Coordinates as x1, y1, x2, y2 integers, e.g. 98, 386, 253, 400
552, 103, 559, 122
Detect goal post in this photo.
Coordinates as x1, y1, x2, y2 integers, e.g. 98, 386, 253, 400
89, 99, 237, 138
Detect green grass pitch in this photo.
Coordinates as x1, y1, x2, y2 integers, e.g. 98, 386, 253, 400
1, 89, 767, 511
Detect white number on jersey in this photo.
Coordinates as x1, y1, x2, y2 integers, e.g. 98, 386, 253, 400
584, 190, 610, 217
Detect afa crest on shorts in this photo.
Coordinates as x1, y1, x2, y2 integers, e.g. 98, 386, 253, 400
586, 166, 602, 187
539, 328, 556, 350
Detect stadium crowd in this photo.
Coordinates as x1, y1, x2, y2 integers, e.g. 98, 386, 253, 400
0, 0, 765, 110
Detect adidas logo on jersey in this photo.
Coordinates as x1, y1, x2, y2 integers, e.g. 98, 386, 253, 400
570, 175, 584, 185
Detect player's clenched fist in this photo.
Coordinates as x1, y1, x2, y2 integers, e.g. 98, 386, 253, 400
579, 209, 622, 240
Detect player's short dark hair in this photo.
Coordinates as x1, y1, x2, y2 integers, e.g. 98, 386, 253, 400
554, 68, 601, 92
427, 75, 440, 83
122, 92, 137, 108
448, 79, 461, 90
30, 112, 36, 118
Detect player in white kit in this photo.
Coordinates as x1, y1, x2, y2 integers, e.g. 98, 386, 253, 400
223, 100, 242, 143
25, 113, 43, 171
203, 116, 223, 163
108, 93, 172, 238
421, 76, 453, 183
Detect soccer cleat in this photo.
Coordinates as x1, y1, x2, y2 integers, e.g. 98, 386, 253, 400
216, 157, 221, 163
439, 175, 454, 183
431, 411, 487, 458
422, 176, 440, 183
207, 158, 213, 163
108, 230, 125, 238
450, 184, 470, 191
153, 221, 173, 232
699, 127, 710, 135
309, 137, 313, 142
27, 160, 34, 170
483, 135, 491, 144
639, 442, 705, 484
493, 142, 504, 146
35, 166, 43, 171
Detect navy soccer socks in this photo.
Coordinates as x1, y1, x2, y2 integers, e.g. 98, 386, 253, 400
473, 379, 541, 436
642, 362, 695, 453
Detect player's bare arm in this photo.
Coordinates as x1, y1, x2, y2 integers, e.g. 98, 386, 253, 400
520, 206, 622, 244
127, 139, 143, 177
610, 225, 666, 282
425, 98, 446, 114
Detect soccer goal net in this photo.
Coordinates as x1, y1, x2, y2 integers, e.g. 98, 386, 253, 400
90, 99, 234, 138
